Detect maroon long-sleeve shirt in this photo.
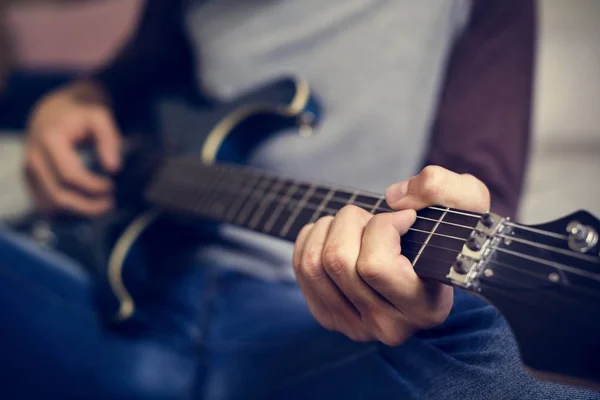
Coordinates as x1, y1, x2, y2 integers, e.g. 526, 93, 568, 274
425, 0, 537, 219
95, 0, 537, 220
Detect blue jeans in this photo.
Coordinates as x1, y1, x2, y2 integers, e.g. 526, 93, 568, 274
0, 225, 597, 400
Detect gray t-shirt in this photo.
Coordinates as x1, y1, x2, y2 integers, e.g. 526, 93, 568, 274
183, 0, 471, 280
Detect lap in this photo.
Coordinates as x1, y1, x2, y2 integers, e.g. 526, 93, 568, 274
202, 271, 598, 400
0, 225, 597, 400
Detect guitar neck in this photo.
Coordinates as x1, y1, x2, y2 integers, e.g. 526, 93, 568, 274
144, 156, 485, 285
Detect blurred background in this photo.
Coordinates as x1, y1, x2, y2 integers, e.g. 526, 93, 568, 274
0, 0, 599, 223
521, 0, 600, 224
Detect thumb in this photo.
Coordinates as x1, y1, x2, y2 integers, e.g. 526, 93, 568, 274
88, 107, 122, 173
385, 165, 490, 213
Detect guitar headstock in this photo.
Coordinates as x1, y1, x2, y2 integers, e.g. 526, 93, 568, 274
473, 210, 600, 390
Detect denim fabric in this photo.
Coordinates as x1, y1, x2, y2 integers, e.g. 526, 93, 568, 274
0, 226, 598, 400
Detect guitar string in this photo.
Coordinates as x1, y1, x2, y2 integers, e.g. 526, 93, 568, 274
497, 233, 600, 264
397, 247, 600, 306
162, 184, 600, 282
164, 159, 485, 220
197, 164, 598, 246
476, 273, 600, 323
229, 183, 596, 261
146, 158, 598, 268
160, 173, 483, 232
503, 222, 569, 240
165, 163, 592, 260
136, 156, 600, 306
143, 155, 585, 249
157, 182, 471, 243
491, 246, 600, 282
165, 177, 598, 265
484, 258, 600, 297
402, 250, 600, 313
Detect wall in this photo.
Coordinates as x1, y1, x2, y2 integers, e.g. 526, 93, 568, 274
520, 0, 600, 224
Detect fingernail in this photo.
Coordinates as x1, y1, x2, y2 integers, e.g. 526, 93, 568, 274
385, 180, 409, 204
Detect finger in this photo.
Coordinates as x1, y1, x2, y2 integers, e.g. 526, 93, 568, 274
26, 147, 113, 216
293, 223, 314, 272
87, 107, 122, 172
294, 223, 352, 336
322, 206, 395, 316
42, 133, 113, 195
385, 165, 490, 213
357, 210, 453, 328
299, 216, 372, 341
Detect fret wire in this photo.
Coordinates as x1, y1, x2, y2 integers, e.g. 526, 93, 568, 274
235, 177, 275, 226
428, 206, 480, 219
347, 191, 358, 205
189, 163, 223, 213
417, 215, 477, 230
158, 160, 485, 228
370, 197, 384, 214
223, 173, 263, 222
263, 182, 299, 233
408, 227, 466, 242
403, 238, 467, 254
146, 159, 600, 296
309, 188, 336, 224
197, 166, 233, 215
248, 178, 286, 229
163, 159, 485, 221
211, 167, 251, 218
412, 207, 449, 266
210, 178, 481, 231
156, 173, 480, 236
280, 184, 317, 237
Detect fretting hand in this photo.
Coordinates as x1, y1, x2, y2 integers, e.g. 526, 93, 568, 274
293, 165, 491, 345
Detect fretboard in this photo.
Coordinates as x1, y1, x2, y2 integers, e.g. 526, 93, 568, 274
145, 157, 483, 284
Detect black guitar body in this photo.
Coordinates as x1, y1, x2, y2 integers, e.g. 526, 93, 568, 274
9, 76, 320, 332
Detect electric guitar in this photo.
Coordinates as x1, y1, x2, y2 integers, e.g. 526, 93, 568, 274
2, 76, 600, 391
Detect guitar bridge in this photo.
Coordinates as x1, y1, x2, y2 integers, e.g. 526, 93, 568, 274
447, 212, 506, 290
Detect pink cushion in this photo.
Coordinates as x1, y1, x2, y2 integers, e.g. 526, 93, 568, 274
5, 0, 144, 71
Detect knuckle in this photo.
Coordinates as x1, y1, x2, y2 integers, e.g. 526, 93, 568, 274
367, 213, 387, 229
58, 168, 78, 186
315, 215, 334, 228
370, 314, 408, 347
301, 251, 326, 280
356, 256, 387, 283
378, 330, 409, 347
52, 192, 70, 208
322, 245, 352, 276
338, 204, 364, 218
419, 165, 446, 203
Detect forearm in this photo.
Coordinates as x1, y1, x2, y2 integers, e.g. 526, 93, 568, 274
424, 0, 537, 219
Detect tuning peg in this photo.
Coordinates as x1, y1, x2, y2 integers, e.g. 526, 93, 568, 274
566, 221, 598, 253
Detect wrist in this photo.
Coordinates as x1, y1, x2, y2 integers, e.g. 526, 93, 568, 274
67, 79, 111, 107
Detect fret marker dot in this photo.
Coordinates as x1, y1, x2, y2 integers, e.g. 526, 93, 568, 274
549, 273, 560, 283
483, 269, 494, 278
504, 238, 512, 246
